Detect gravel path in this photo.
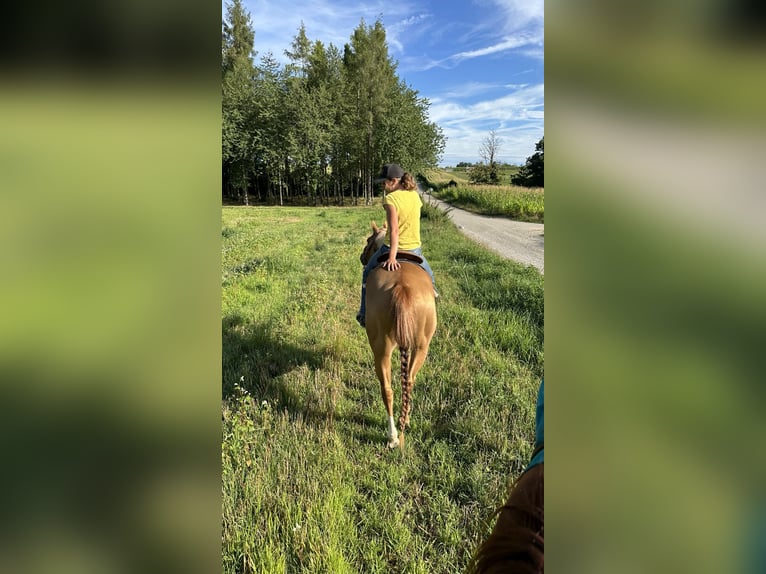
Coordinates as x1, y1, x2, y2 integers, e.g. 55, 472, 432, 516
423, 193, 544, 274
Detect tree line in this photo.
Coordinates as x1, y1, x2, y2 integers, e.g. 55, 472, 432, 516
222, 0, 446, 205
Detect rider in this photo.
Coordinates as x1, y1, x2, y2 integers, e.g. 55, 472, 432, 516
356, 163, 437, 328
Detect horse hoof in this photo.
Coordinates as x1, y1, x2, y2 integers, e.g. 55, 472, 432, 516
387, 438, 400, 449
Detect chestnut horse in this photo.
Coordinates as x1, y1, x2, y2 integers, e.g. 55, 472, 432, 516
467, 380, 544, 573
360, 221, 437, 449
465, 463, 544, 573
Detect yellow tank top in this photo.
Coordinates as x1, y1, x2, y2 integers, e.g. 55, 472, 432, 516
383, 190, 423, 251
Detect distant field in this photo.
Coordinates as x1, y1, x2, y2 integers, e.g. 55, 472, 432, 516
222, 204, 543, 573
424, 168, 471, 185
420, 168, 544, 223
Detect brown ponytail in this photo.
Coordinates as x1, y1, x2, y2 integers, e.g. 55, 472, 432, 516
400, 172, 417, 191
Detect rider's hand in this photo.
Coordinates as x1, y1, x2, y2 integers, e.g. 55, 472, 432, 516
383, 257, 400, 271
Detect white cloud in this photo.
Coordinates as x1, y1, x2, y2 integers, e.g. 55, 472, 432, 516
243, 0, 413, 64
415, 28, 543, 70
438, 123, 542, 165
519, 48, 544, 60
428, 84, 544, 125
387, 12, 433, 54
493, 0, 544, 32
399, 55, 448, 72
451, 32, 541, 60
428, 84, 544, 165
442, 82, 504, 99
421, 0, 543, 69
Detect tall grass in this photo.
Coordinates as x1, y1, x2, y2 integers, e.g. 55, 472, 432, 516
420, 169, 544, 223
435, 185, 544, 223
222, 204, 543, 573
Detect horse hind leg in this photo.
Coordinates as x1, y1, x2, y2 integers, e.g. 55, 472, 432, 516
373, 338, 399, 448
402, 342, 432, 429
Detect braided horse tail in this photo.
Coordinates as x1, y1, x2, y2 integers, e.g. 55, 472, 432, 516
391, 283, 416, 443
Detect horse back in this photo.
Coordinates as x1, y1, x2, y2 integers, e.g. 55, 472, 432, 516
366, 264, 436, 349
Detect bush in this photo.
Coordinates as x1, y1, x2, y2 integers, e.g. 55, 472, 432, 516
468, 162, 500, 185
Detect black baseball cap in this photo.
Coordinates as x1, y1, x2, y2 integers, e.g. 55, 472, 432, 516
374, 163, 405, 182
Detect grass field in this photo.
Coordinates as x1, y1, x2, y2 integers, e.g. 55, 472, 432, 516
222, 202, 544, 573
420, 168, 544, 223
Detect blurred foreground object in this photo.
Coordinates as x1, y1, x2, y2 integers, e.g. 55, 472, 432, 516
0, 85, 221, 574
547, 0, 766, 572
0, 0, 220, 570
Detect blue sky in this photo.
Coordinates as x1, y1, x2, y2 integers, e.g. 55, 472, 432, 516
237, 0, 543, 166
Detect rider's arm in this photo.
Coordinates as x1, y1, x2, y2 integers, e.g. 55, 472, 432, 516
384, 204, 401, 270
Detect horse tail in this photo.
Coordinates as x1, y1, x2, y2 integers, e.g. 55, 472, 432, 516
399, 348, 410, 438
392, 284, 416, 350
392, 283, 415, 442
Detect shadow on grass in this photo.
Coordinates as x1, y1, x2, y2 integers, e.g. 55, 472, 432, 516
222, 314, 324, 412
223, 314, 392, 445
335, 411, 389, 446
222, 314, 451, 449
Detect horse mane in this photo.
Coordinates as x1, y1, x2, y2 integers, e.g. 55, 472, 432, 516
466, 463, 544, 574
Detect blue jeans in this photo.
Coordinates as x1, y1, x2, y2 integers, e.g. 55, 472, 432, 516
358, 245, 436, 320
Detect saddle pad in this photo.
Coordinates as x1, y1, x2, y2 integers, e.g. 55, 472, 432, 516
376, 251, 424, 265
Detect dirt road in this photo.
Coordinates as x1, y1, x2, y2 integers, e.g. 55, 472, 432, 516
423, 194, 544, 274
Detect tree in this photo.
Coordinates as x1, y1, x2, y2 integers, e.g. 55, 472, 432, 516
479, 130, 501, 166
284, 22, 312, 78
222, 0, 257, 204
222, 0, 254, 75
511, 137, 544, 188
377, 81, 444, 175
253, 52, 289, 204
284, 25, 321, 202
476, 130, 501, 184
342, 19, 400, 204
221, 16, 445, 205
284, 34, 343, 205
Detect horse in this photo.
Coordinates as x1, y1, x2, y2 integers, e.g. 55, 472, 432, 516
466, 380, 544, 573
359, 221, 437, 449
465, 463, 544, 573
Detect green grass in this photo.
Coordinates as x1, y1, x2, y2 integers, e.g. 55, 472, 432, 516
222, 204, 543, 573
420, 168, 544, 223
